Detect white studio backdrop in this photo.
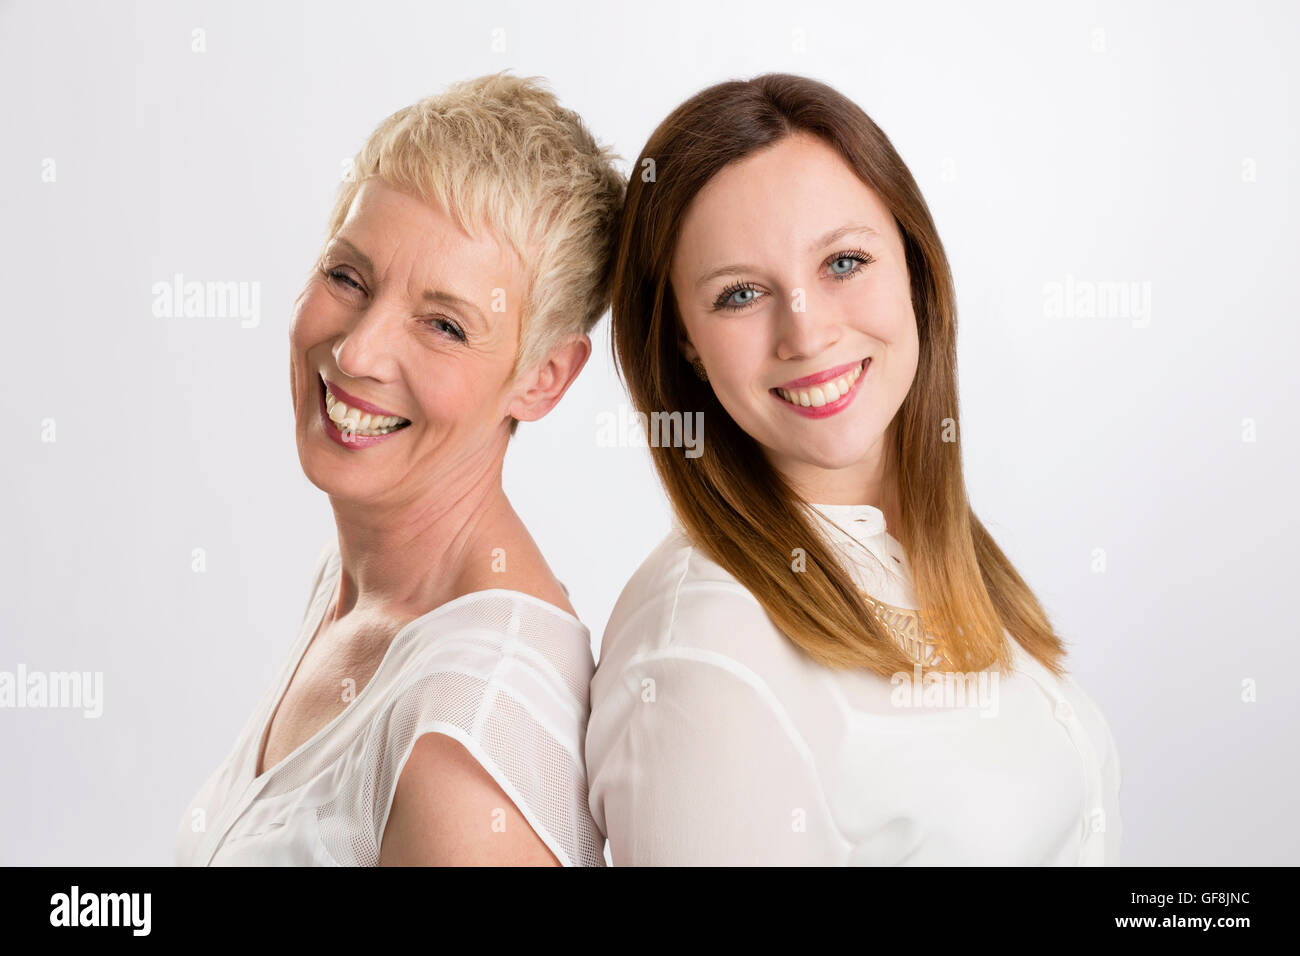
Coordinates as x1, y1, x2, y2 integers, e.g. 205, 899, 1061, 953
1, 0, 1296, 865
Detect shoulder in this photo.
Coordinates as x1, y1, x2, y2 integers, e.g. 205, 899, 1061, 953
592, 525, 813, 708
369, 591, 606, 866
600, 525, 761, 646
391, 589, 597, 726
458, 506, 580, 618
465, 559, 579, 622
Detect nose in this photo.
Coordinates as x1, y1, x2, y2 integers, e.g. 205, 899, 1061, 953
332, 299, 403, 384
773, 287, 841, 362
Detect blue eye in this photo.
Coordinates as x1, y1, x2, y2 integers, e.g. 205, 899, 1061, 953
714, 282, 762, 312
826, 249, 875, 281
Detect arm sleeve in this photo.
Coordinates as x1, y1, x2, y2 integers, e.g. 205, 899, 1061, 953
589, 650, 842, 865
1100, 715, 1123, 866
313, 596, 606, 867
1066, 674, 1123, 866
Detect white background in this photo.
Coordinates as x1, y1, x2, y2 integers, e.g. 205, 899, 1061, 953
1, 0, 1296, 865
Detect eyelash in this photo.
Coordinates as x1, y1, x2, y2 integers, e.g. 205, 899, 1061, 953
322, 266, 467, 342
711, 249, 876, 312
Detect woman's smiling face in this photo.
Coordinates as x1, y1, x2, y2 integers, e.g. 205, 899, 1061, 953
289, 177, 531, 505
668, 131, 919, 497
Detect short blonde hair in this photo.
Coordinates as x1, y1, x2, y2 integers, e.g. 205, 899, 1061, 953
326, 72, 626, 425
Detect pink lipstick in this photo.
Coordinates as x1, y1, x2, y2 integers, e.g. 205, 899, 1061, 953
771, 357, 870, 420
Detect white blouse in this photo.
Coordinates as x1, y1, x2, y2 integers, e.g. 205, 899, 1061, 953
174, 539, 606, 866
586, 503, 1123, 865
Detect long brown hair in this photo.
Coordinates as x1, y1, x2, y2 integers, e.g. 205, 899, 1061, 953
610, 73, 1069, 679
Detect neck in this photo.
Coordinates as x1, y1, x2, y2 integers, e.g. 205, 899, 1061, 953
326, 453, 510, 623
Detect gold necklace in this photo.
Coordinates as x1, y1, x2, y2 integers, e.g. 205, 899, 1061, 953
811, 512, 954, 668
860, 591, 952, 668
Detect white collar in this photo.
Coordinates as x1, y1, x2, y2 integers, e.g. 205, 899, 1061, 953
667, 501, 906, 568
808, 502, 889, 544
807, 502, 910, 579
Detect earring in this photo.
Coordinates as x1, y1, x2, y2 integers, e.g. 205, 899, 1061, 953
691, 357, 708, 381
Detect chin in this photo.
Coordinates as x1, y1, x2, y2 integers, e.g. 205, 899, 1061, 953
790, 441, 875, 472
295, 442, 360, 498
295, 452, 335, 496
299, 461, 382, 502
753, 413, 874, 467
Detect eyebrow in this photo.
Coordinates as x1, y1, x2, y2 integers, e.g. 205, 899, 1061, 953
693, 223, 881, 288
326, 236, 488, 325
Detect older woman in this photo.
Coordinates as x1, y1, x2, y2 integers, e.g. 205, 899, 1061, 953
588, 74, 1122, 865
174, 73, 624, 866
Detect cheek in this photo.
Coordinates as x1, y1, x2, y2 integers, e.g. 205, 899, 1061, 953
414, 355, 509, 426
853, 279, 916, 346
705, 340, 775, 428
689, 317, 758, 382
289, 285, 339, 350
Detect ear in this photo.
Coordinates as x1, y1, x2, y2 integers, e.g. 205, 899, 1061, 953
677, 329, 700, 365
506, 333, 593, 424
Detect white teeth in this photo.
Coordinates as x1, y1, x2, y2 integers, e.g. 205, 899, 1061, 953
777, 360, 864, 408
322, 384, 409, 435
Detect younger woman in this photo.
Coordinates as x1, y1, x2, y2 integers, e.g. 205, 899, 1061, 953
587, 74, 1122, 865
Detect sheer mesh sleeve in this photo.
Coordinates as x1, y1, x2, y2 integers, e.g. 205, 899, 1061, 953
312, 593, 606, 867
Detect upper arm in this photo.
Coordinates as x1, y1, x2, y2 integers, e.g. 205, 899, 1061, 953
589, 650, 839, 865
379, 732, 561, 866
